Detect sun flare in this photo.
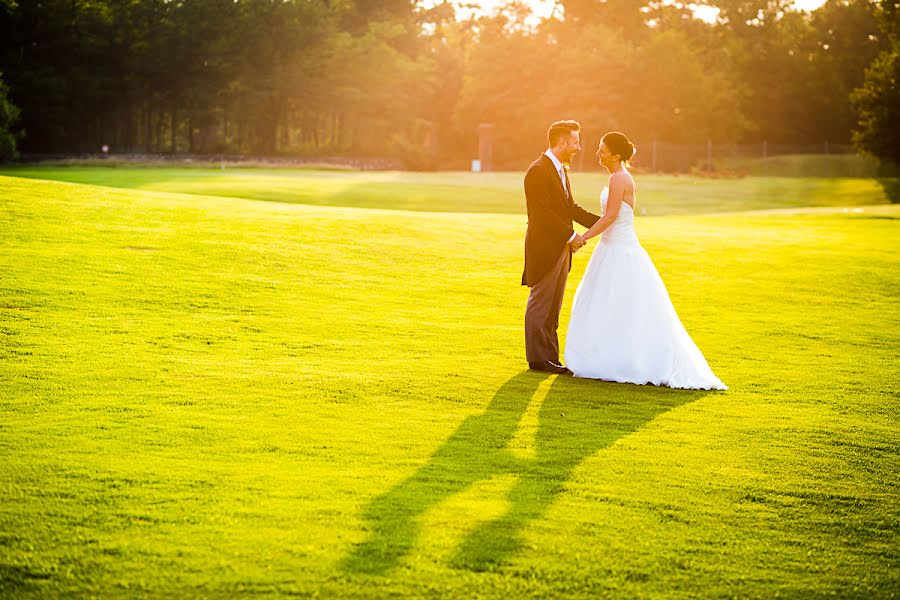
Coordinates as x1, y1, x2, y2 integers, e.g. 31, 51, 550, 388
438, 0, 829, 22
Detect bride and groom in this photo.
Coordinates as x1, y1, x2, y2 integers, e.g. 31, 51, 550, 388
523, 120, 727, 390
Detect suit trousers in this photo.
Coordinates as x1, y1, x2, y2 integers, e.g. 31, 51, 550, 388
524, 247, 571, 364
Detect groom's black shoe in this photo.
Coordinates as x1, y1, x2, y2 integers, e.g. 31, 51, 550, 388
529, 361, 572, 375
552, 361, 574, 376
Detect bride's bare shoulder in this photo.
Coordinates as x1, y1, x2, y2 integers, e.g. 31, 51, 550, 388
610, 169, 634, 187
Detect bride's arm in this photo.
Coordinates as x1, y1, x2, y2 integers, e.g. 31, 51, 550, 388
582, 175, 626, 241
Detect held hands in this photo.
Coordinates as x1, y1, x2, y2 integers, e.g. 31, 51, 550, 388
569, 233, 587, 253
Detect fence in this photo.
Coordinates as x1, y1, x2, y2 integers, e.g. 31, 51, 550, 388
11, 153, 403, 171
564, 141, 864, 176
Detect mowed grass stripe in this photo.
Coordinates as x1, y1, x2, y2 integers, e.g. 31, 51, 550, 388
0, 166, 896, 215
0, 175, 897, 597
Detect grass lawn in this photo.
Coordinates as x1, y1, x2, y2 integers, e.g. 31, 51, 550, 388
0, 165, 896, 215
0, 171, 898, 597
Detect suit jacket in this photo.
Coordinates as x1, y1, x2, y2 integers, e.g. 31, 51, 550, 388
521, 154, 600, 287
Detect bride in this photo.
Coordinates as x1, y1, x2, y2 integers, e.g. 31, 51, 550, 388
564, 132, 727, 390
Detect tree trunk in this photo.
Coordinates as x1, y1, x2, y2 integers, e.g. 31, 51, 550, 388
335, 113, 343, 149
188, 113, 195, 153
146, 100, 153, 153
155, 108, 162, 153
124, 103, 135, 152
280, 112, 289, 152
170, 108, 177, 154
223, 110, 228, 150
312, 115, 319, 150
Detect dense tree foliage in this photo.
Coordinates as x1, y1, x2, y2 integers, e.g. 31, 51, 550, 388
851, 0, 899, 163
0, 0, 894, 166
0, 70, 21, 159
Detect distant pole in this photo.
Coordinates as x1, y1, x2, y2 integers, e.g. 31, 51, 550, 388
707, 139, 713, 173
477, 123, 494, 172
763, 140, 767, 159
652, 139, 658, 173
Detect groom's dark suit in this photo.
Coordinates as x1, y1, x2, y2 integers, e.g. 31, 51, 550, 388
522, 153, 600, 365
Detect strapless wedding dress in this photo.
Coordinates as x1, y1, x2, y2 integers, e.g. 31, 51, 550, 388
564, 188, 727, 390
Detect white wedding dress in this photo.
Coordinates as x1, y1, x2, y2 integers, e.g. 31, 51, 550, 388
564, 188, 727, 390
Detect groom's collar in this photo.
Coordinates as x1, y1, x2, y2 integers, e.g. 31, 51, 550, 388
544, 148, 565, 172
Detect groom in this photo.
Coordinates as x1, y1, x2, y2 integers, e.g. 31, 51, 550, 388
522, 120, 600, 375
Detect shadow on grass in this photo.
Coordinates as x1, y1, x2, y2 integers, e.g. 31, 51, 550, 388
341, 370, 711, 574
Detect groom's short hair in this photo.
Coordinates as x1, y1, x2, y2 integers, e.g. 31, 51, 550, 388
548, 120, 581, 146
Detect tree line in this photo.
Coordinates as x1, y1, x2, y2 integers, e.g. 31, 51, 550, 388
0, 0, 896, 168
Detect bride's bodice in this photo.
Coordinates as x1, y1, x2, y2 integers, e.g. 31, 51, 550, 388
599, 187, 638, 244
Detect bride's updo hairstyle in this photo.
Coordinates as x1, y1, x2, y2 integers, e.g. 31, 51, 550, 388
602, 131, 637, 164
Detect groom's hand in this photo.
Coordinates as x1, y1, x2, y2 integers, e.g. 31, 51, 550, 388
570, 234, 586, 252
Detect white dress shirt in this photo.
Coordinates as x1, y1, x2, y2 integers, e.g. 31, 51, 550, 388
544, 148, 568, 195
544, 149, 577, 243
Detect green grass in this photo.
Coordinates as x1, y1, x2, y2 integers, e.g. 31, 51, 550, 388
1, 165, 896, 215
0, 172, 898, 597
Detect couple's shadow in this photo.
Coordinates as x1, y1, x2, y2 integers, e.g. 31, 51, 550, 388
341, 370, 710, 574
